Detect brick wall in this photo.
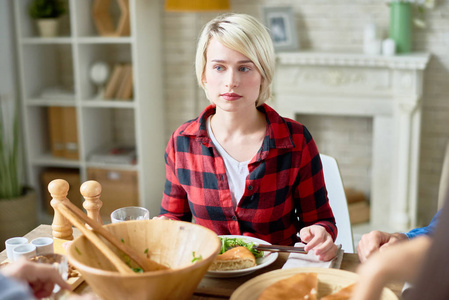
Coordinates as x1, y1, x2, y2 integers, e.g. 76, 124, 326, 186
163, 0, 449, 228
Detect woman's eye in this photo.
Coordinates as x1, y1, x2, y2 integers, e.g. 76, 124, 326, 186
214, 65, 224, 71
239, 66, 250, 72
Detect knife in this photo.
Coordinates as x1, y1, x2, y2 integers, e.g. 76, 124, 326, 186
254, 244, 308, 254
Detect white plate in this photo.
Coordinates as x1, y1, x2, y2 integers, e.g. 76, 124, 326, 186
230, 267, 398, 300
205, 235, 279, 278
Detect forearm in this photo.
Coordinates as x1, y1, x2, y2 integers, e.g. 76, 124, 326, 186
352, 236, 432, 300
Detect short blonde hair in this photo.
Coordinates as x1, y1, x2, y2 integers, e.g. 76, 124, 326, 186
195, 13, 275, 106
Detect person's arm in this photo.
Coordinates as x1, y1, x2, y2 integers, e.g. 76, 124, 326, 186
158, 134, 192, 221
405, 210, 440, 239
357, 230, 408, 263
357, 211, 440, 263
351, 235, 432, 300
295, 127, 337, 261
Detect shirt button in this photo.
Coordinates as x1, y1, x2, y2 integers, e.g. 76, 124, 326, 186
232, 216, 237, 221
248, 185, 253, 190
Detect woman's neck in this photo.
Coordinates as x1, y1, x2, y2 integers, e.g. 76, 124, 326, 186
211, 106, 265, 137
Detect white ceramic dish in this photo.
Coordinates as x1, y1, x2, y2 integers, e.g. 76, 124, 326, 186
205, 235, 279, 278
230, 267, 398, 300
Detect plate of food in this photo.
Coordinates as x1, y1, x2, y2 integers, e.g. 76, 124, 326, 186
230, 267, 398, 300
206, 235, 278, 278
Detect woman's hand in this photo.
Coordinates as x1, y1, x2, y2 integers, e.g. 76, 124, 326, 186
152, 215, 170, 220
357, 230, 408, 263
1, 258, 71, 298
299, 225, 338, 261
351, 236, 431, 300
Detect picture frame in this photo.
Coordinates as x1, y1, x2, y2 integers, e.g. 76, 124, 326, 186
262, 6, 299, 52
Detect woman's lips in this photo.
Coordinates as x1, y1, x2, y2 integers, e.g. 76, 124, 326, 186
221, 93, 242, 101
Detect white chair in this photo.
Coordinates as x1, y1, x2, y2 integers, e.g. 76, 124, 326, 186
438, 141, 449, 210
320, 154, 355, 253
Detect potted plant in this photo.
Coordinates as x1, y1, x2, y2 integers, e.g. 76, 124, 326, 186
0, 98, 37, 248
28, 0, 66, 37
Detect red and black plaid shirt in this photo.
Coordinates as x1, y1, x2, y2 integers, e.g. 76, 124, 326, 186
160, 104, 337, 246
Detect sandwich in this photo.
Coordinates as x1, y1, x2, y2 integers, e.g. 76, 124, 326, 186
209, 246, 256, 271
257, 272, 318, 300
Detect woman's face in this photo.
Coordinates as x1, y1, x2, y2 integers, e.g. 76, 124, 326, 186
203, 38, 262, 112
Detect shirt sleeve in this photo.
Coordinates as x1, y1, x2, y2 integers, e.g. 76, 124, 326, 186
295, 127, 337, 241
405, 210, 440, 239
0, 273, 34, 300
159, 134, 192, 221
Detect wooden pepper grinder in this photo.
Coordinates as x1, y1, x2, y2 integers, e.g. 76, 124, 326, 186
49, 179, 74, 253
80, 180, 103, 226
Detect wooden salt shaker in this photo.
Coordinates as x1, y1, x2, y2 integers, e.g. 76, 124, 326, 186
49, 179, 74, 252
80, 180, 103, 226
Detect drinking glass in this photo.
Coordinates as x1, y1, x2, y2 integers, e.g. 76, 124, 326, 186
29, 253, 68, 295
110, 206, 150, 223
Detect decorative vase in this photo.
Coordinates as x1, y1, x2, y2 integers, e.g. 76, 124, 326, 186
36, 18, 59, 37
389, 2, 412, 53
0, 189, 38, 250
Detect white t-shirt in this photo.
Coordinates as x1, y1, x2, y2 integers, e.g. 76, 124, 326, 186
207, 117, 250, 208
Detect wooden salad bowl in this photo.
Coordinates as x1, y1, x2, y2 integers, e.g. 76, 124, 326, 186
66, 219, 221, 300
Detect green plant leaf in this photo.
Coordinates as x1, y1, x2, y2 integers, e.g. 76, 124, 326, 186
0, 97, 22, 199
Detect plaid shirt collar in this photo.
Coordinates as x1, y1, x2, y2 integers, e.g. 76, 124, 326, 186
180, 104, 295, 161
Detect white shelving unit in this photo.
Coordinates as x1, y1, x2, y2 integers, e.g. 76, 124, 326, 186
14, 0, 166, 222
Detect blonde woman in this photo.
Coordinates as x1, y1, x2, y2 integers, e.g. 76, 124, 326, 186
158, 13, 337, 261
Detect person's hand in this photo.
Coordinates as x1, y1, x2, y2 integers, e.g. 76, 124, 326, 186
299, 225, 338, 261
357, 230, 408, 263
1, 258, 71, 299
152, 215, 170, 220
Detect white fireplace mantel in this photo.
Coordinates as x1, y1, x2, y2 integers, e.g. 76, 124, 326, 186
274, 51, 431, 231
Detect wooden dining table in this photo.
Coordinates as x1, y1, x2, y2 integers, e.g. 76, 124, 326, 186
0, 224, 404, 299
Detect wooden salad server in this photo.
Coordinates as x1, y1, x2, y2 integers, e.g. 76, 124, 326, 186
49, 179, 168, 274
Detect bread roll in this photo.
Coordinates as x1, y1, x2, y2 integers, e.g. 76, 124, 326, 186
321, 283, 355, 300
209, 246, 256, 271
257, 272, 318, 300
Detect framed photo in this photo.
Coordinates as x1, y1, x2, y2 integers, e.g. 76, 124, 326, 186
262, 6, 299, 52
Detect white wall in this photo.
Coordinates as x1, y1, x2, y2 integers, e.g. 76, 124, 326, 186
163, 0, 449, 228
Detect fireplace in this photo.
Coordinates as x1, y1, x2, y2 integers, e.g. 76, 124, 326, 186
273, 52, 430, 231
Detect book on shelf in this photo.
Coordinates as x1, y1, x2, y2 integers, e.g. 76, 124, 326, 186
47, 106, 79, 160
116, 64, 133, 100
62, 107, 79, 160
103, 63, 133, 100
103, 63, 124, 99
88, 145, 137, 165
48, 107, 65, 157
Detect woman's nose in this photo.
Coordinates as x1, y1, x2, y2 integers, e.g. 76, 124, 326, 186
225, 70, 239, 87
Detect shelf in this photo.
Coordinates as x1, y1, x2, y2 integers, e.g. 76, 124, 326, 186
77, 37, 133, 44
31, 154, 80, 168
81, 100, 135, 108
85, 162, 138, 171
15, 0, 166, 222
25, 99, 76, 106
20, 37, 73, 44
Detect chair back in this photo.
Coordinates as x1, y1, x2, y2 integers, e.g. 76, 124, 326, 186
320, 154, 355, 253
438, 141, 449, 210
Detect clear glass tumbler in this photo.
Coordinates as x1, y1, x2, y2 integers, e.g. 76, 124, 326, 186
110, 206, 150, 223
